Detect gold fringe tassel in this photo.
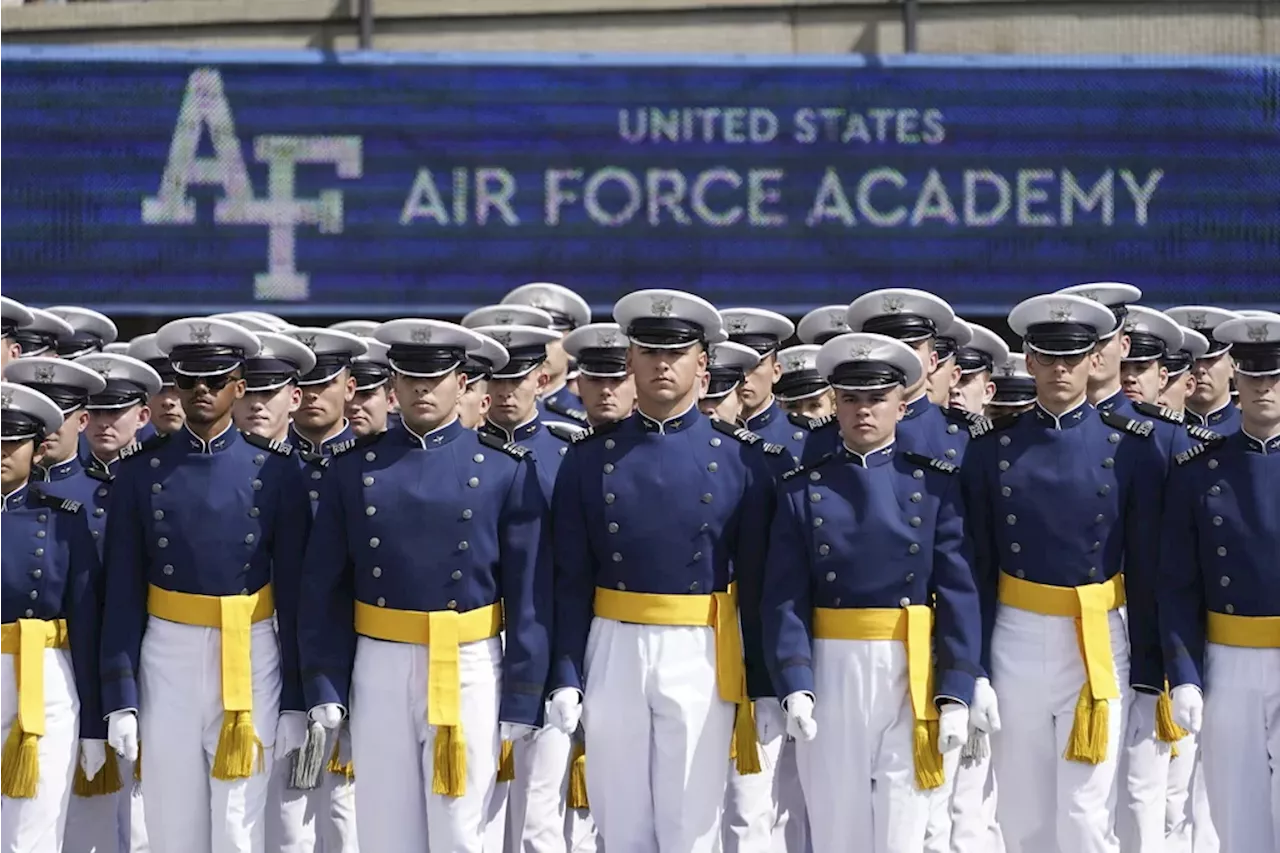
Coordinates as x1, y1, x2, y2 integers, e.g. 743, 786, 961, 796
211, 710, 264, 781
913, 718, 945, 790
326, 734, 355, 781
732, 701, 761, 775
567, 739, 589, 809
1156, 689, 1188, 758
73, 747, 123, 797
135, 742, 143, 783
1064, 684, 1110, 765
0, 724, 39, 799
496, 739, 515, 783
431, 725, 466, 797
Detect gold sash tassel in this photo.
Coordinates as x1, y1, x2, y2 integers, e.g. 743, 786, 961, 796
73, 747, 123, 797
496, 738, 516, 783
1, 619, 70, 798
998, 573, 1124, 765
326, 734, 354, 781
567, 736, 589, 809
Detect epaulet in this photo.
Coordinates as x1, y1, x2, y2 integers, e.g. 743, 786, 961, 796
1185, 424, 1222, 444
711, 417, 765, 446
328, 438, 357, 456
903, 450, 958, 475
968, 413, 1019, 439
1175, 435, 1227, 466
1132, 401, 1184, 425
787, 411, 836, 431
782, 453, 836, 481
84, 466, 113, 483
242, 431, 295, 457
943, 407, 989, 428
569, 418, 620, 445
544, 397, 589, 424
1100, 410, 1154, 438
478, 429, 531, 459
34, 490, 82, 514
118, 433, 169, 461
760, 442, 787, 457
333, 432, 384, 457
545, 422, 585, 442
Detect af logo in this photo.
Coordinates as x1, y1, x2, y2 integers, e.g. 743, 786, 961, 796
142, 68, 363, 302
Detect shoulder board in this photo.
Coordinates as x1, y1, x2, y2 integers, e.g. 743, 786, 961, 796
478, 430, 531, 459
809, 412, 838, 431
327, 438, 357, 456
903, 451, 958, 475
84, 467, 113, 483
544, 422, 583, 443
968, 413, 1019, 439
332, 432, 384, 457
118, 433, 170, 461
1174, 435, 1227, 466
34, 490, 82, 513
781, 453, 835, 481
1100, 411, 1154, 438
711, 417, 763, 445
544, 398, 589, 423
241, 431, 295, 457
1132, 401, 1184, 425
942, 407, 988, 427
569, 418, 621, 445
761, 441, 787, 457
781, 464, 808, 481
1185, 424, 1222, 443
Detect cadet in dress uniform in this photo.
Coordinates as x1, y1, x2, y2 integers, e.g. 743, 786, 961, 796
984, 354, 1035, 419
1156, 326, 1210, 417
962, 294, 1167, 853
126, 335, 185, 436
774, 345, 834, 421
458, 335, 509, 431
2, 297, 35, 368
762, 333, 977, 853
722, 308, 798, 447
347, 339, 392, 438
100, 318, 313, 853
1056, 282, 1143, 418
1160, 312, 1280, 852
282, 328, 366, 463
926, 317, 972, 407
949, 325, 1009, 417
1165, 307, 1243, 435
13, 309, 75, 359
45, 308, 118, 360
547, 289, 781, 853
699, 342, 760, 425
561, 324, 636, 428
795, 306, 850, 346
233, 333, 317, 444
298, 319, 551, 853
60, 355, 162, 853
1, 383, 108, 853
501, 283, 592, 423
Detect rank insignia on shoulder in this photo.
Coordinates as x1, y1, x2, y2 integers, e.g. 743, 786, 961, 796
545, 422, 586, 442
544, 398, 589, 423
243, 432, 295, 456
969, 413, 1018, 439
119, 433, 169, 461
1185, 424, 1222, 443
1132, 401, 1184, 424
570, 419, 620, 444
333, 432, 384, 456
478, 430, 530, 459
35, 490, 82, 513
943, 407, 989, 428
327, 438, 356, 456
711, 418, 763, 445
761, 441, 787, 456
787, 411, 834, 431
781, 464, 808, 481
1175, 435, 1227, 466
904, 451, 958, 475
1100, 411, 1153, 438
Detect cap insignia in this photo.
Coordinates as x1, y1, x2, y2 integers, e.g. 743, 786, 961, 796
597, 330, 617, 347
828, 310, 848, 330
493, 331, 512, 347
34, 365, 56, 383
1246, 322, 1270, 343
188, 323, 212, 344
1049, 302, 1075, 322
1185, 311, 1207, 330
409, 326, 433, 344
297, 333, 318, 349
650, 296, 674, 318
727, 317, 750, 334
784, 354, 807, 373
849, 342, 874, 360
1, 391, 12, 409
881, 295, 906, 314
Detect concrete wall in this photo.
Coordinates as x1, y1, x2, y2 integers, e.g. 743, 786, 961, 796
3, 0, 1277, 55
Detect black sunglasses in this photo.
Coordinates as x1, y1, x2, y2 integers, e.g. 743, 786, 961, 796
175, 373, 238, 391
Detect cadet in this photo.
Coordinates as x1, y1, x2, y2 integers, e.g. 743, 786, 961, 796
347, 338, 392, 437
698, 341, 760, 424
984, 354, 1035, 418
547, 289, 780, 853
1156, 325, 1210, 416
233, 332, 316, 443
1, 382, 108, 853
721, 308, 798, 443
100, 318, 312, 853
774, 345, 834, 421
1056, 282, 1143, 417
458, 334, 508, 431
1165, 306, 1243, 435
77, 353, 164, 477
926, 317, 972, 406
561, 323, 637, 427
1160, 311, 1280, 853
963, 294, 1166, 853
761, 332, 977, 853
795, 305, 850, 346
298, 319, 551, 853
949, 325, 1009, 416
12, 308, 75, 359
45, 308, 118, 360
126, 334, 186, 436
3, 296, 34, 368
501, 282, 593, 423
283, 328, 366, 459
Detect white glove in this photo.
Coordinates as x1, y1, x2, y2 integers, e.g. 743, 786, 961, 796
308, 703, 344, 730
1171, 684, 1203, 735
754, 698, 785, 744
937, 703, 969, 754
970, 677, 1002, 735
107, 711, 138, 762
80, 739, 107, 782
501, 722, 538, 741
547, 688, 583, 735
274, 711, 308, 760
1126, 691, 1158, 745
782, 691, 817, 742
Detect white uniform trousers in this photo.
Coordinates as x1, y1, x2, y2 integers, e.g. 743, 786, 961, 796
349, 634, 503, 853
1163, 735, 1215, 853
922, 749, 959, 853
945, 743, 1003, 853
1200, 643, 1280, 852
63, 758, 148, 853
1185, 750, 1218, 853
582, 618, 734, 853
991, 605, 1129, 853
1, 646, 79, 853
795, 638, 932, 853
723, 730, 807, 853
484, 780, 510, 853
505, 723, 597, 853
138, 617, 280, 853
267, 726, 358, 853
1117, 697, 1173, 853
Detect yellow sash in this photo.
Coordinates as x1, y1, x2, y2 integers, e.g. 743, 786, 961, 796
0, 619, 69, 798
1207, 612, 1280, 648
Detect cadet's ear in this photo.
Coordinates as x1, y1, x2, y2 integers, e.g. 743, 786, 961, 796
232, 377, 246, 401
983, 380, 997, 406
770, 353, 782, 382
344, 371, 357, 402
1119, 334, 1132, 359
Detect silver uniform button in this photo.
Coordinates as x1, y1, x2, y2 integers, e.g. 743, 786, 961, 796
1225, 604, 1235, 614
559, 448, 567, 456
163, 565, 174, 575
707, 462, 718, 473
1099, 485, 1111, 496
376, 597, 386, 607
913, 470, 924, 480
252, 479, 263, 490
372, 567, 382, 578
1103, 458, 1114, 468
311, 471, 323, 481
31, 569, 41, 579
612, 552, 622, 562
1001, 486, 1012, 497
908, 544, 920, 554
608, 522, 619, 533
93, 508, 105, 517
710, 438, 721, 447
1207, 459, 1219, 470
29, 590, 38, 600
825, 572, 837, 582
998, 460, 1010, 471
689, 582, 700, 592
809, 493, 821, 503
365, 451, 377, 462
1095, 514, 1105, 523
1217, 546, 1227, 556
616, 582, 626, 591
945, 449, 957, 459
474, 454, 484, 463
1220, 576, 1230, 587
158, 537, 169, 548
701, 493, 713, 504
364, 476, 375, 486
1006, 514, 1017, 525
369, 537, 380, 548
245, 533, 255, 544
151, 483, 162, 493
254, 454, 265, 465
24, 609, 33, 618
1011, 543, 1021, 553
366, 506, 376, 516
604, 463, 615, 474
92, 531, 100, 538
1016, 569, 1026, 578
249, 507, 260, 518
1088, 567, 1097, 577
150, 458, 161, 468
1213, 515, 1223, 526
818, 544, 830, 556
605, 493, 616, 504
1208, 485, 1221, 496
809, 471, 821, 482
832, 597, 841, 606
605, 439, 616, 450
812, 517, 823, 527
458, 541, 469, 551
37, 514, 46, 523
309, 491, 319, 501
948, 424, 958, 434
1109, 434, 1121, 444
447, 600, 458, 611
999, 435, 1011, 447
462, 509, 473, 520
910, 517, 922, 528
793, 431, 804, 440
451, 570, 462, 580
904, 572, 915, 582
899, 597, 911, 607
910, 493, 922, 503
468, 477, 480, 488
34, 548, 44, 557
36, 530, 46, 538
